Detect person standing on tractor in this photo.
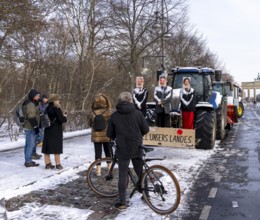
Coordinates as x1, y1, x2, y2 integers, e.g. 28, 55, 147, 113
180, 77, 195, 129
154, 74, 172, 127
133, 76, 148, 116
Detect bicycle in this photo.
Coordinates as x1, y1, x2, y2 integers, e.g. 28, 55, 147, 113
86, 141, 181, 215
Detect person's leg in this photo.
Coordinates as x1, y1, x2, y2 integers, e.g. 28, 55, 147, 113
54, 154, 63, 169
132, 157, 144, 191
44, 154, 51, 164
44, 154, 55, 169
94, 143, 102, 175
24, 130, 37, 163
156, 113, 163, 127
37, 128, 44, 146
94, 142, 102, 160
103, 142, 112, 170
187, 111, 195, 129
118, 158, 130, 204
103, 142, 111, 158
163, 114, 170, 127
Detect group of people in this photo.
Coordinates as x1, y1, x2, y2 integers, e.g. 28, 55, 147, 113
88, 91, 149, 211
133, 74, 196, 129
87, 74, 195, 211
22, 89, 67, 169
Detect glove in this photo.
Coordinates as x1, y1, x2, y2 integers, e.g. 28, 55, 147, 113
34, 127, 40, 135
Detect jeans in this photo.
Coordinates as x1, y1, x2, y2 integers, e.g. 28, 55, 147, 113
38, 128, 44, 142
24, 129, 37, 163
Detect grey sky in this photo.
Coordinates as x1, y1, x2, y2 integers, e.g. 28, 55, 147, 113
188, 0, 260, 85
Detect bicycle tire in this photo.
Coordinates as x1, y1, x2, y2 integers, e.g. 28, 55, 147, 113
141, 165, 181, 215
86, 157, 119, 197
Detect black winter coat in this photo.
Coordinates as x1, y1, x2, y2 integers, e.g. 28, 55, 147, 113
42, 103, 67, 154
180, 88, 196, 112
107, 102, 149, 160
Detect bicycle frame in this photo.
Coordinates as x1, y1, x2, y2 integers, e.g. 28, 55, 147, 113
106, 142, 164, 198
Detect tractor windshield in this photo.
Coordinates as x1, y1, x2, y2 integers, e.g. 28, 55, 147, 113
172, 73, 212, 102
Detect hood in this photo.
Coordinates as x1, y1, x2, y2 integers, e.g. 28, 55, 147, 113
28, 89, 40, 101
48, 94, 61, 103
92, 93, 112, 110
116, 102, 135, 114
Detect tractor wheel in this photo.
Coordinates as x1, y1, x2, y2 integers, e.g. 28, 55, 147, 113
237, 102, 244, 118
195, 109, 216, 149
216, 104, 226, 140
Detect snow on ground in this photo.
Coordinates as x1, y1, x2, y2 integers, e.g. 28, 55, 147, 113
0, 129, 219, 219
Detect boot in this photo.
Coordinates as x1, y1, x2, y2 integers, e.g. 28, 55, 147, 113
107, 163, 111, 171
96, 165, 101, 176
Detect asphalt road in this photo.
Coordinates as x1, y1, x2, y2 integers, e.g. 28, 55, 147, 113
181, 105, 260, 220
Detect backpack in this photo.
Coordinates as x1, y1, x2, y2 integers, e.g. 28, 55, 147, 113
40, 110, 56, 129
15, 102, 26, 127
92, 110, 107, 131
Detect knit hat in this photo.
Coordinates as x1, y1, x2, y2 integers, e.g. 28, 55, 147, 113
48, 94, 61, 103
28, 89, 41, 101
41, 94, 48, 99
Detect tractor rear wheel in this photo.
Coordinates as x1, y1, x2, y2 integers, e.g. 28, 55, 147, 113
195, 109, 216, 149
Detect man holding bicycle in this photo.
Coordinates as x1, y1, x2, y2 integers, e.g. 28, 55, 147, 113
107, 91, 149, 211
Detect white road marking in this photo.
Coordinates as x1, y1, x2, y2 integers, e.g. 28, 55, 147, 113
214, 175, 222, 182
199, 205, 211, 220
208, 187, 218, 198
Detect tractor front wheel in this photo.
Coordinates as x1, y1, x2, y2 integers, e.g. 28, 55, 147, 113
195, 109, 216, 149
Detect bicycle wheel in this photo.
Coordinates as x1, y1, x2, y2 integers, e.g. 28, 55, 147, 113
141, 165, 181, 215
86, 157, 119, 197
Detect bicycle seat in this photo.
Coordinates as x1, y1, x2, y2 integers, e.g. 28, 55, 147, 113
140, 145, 154, 153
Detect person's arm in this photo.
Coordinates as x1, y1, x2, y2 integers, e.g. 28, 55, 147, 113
140, 89, 148, 108
154, 87, 161, 105
55, 108, 67, 123
161, 87, 172, 104
106, 117, 116, 139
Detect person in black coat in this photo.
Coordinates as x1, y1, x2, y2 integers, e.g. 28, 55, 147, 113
42, 94, 67, 169
133, 76, 148, 116
180, 77, 195, 129
107, 91, 149, 211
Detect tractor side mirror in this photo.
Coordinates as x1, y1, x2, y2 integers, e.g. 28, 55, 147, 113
215, 70, 222, 82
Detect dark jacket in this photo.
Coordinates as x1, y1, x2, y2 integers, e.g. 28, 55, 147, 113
107, 101, 149, 159
42, 103, 67, 154
23, 89, 40, 130
133, 88, 148, 116
180, 87, 195, 112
